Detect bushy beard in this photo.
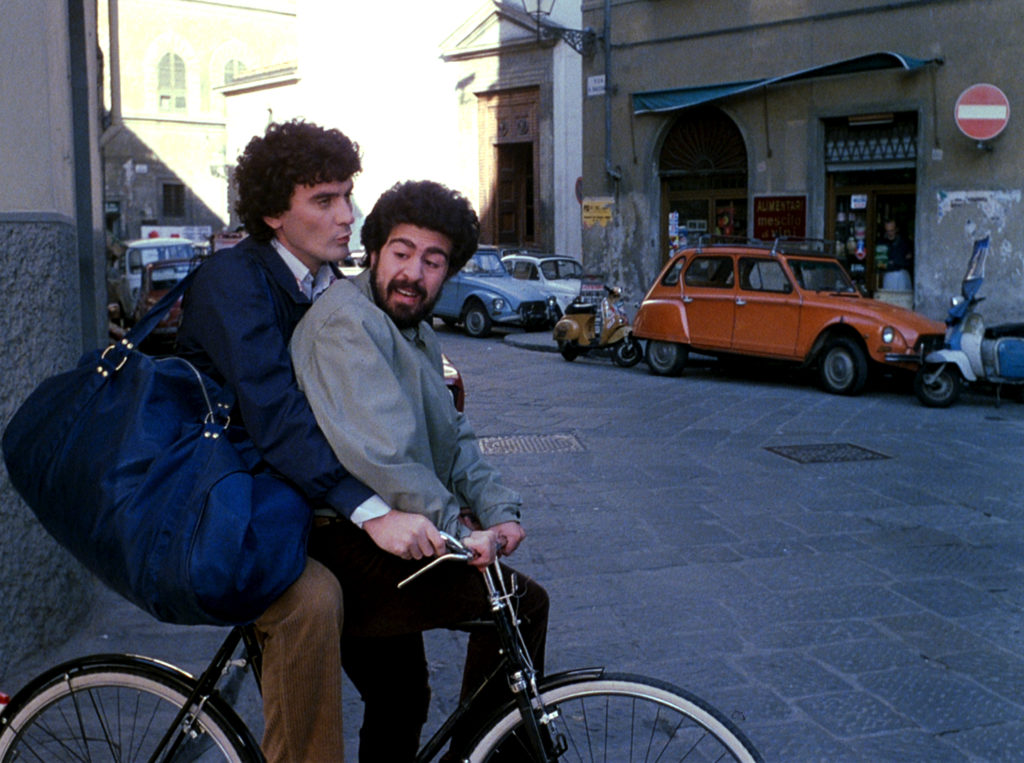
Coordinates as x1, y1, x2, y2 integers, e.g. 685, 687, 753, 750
370, 266, 440, 330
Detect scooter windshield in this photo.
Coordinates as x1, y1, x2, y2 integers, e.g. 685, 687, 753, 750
963, 236, 990, 284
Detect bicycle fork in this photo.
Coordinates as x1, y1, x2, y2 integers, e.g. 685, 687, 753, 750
482, 565, 565, 762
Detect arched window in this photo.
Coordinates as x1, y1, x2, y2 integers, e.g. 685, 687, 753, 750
158, 52, 186, 112
660, 106, 748, 253
224, 59, 247, 84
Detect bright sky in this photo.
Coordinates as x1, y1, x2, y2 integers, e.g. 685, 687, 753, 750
297, 1, 486, 218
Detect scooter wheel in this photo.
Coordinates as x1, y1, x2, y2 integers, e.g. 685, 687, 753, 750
914, 363, 961, 407
612, 336, 643, 368
558, 341, 580, 362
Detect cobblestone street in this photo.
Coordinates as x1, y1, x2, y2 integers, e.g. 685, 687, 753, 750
7, 327, 1024, 761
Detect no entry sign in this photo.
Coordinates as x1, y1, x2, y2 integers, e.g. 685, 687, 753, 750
955, 83, 1010, 141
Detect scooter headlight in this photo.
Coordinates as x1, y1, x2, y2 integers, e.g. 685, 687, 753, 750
950, 295, 964, 309
881, 326, 896, 344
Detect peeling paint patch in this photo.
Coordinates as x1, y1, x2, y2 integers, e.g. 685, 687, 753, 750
937, 190, 1021, 231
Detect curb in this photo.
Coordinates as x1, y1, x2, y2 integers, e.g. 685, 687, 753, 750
502, 332, 560, 353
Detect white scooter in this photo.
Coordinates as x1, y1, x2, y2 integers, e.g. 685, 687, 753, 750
915, 235, 1024, 407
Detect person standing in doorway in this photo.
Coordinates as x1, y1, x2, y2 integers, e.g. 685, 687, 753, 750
880, 218, 913, 290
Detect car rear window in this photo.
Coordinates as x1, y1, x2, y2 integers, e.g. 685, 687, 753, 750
739, 258, 791, 293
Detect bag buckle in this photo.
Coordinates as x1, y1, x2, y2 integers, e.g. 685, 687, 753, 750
202, 401, 231, 439
97, 340, 133, 377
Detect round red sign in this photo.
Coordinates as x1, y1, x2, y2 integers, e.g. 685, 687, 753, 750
955, 83, 1010, 141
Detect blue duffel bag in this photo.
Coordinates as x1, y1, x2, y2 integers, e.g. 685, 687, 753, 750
2, 272, 310, 625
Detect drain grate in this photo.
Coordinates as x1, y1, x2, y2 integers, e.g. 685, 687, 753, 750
765, 443, 890, 464
478, 433, 585, 455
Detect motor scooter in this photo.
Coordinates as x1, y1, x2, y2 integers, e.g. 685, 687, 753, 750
915, 235, 1024, 407
552, 279, 642, 367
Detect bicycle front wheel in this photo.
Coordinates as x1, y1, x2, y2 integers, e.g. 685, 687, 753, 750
0, 654, 261, 762
468, 672, 762, 763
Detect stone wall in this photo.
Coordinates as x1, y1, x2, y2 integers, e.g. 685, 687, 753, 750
0, 219, 94, 684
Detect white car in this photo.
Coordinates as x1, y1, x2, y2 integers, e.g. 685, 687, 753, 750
501, 252, 584, 315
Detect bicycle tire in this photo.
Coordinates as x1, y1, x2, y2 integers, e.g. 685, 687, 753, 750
0, 654, 262, 762
467, 672, 762, 763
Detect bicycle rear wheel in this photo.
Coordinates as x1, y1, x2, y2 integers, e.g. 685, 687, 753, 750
0, 654, 261, 762
467, 672, 762, 763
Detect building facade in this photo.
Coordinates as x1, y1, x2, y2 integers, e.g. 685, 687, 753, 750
98, 0, 297, 243
442, 1, 584, 258
581, 0, 1024, 322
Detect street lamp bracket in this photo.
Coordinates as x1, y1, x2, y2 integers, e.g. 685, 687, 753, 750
519, 0, 597, 56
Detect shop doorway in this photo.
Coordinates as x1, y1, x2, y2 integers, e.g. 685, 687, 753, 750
660, 106, 748, 258
826, 170, 915, 298
823, 112, 918, 301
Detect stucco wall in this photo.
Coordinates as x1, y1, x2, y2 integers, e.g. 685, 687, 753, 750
0, 220, 94, 683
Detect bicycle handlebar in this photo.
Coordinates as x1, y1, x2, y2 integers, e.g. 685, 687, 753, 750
396, 531, 475, 589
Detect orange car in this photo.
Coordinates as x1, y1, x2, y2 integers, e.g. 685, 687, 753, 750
632, 238, 946, 395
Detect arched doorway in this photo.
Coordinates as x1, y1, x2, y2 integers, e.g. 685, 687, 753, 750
659, 106, 748, 259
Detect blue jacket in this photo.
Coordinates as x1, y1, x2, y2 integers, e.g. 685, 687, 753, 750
176, 235, 373, 516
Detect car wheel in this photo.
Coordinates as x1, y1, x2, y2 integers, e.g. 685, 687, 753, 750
612, 336, 643, 368
558, 341, 580, 362
914, 363, 961, 407
645, 340, 687, 376
818, 337, 868, 395
463, 301, 492, 338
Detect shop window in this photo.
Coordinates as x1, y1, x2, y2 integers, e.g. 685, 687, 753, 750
661, 107, 748, 254
158, 53, 186, 112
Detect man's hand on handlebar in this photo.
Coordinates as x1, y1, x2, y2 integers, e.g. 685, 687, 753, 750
363, 511, 446, 560
462, 530, 503, 569
489, 521, 526, 556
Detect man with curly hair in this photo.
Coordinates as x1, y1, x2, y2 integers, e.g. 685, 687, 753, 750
177, 119, 388, 762
292, 180, 549, 761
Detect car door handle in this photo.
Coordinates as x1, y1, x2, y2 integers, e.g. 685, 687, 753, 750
682, 296, 694, 303
735, 297, 746, 306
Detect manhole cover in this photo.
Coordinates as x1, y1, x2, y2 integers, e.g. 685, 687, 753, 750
478, 433, 585, 455
765, 443, 890, 464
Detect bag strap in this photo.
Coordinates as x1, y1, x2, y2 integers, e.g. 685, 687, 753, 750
123, 265, 201, 346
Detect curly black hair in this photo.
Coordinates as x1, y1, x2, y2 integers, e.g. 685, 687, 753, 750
361, 180, 480, 277
233, 120, 361, 241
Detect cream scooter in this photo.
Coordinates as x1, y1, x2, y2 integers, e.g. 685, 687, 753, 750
552, 280, 642, 367
915, 235, 1024, 407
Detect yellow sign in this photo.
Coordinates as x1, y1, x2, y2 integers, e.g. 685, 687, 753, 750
582, 197, 614, 228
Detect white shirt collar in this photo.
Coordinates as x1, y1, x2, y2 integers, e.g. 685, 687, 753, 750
270, 238, 335, 299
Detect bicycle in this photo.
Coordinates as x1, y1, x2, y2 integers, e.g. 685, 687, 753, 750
0, 534, 763, 762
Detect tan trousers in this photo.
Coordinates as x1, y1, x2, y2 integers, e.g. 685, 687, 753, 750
253, 557, 344, 763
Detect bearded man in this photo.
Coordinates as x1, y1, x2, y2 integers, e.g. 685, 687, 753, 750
290, 179, 549, 761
